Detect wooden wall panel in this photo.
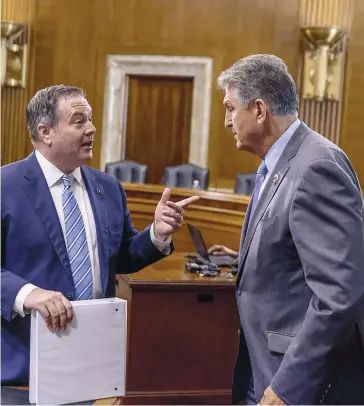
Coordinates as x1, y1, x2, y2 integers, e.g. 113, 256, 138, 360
23, 0, 300, 189
2, 0, 364, 189
125, 75, 193, 184
340, 0, 364, 188
212, 0, 301, 189
1, 0, 36, 165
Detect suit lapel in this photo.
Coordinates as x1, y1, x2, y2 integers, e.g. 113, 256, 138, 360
239, 197, 253, 256
240, 162, 290, 266
22, 152, 73, 282
238, 122, 311, 279
81, 167, 109, 295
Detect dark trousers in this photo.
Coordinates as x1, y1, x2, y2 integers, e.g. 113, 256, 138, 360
1, 387, 96, 405
243, 376, 257, 405
1, 387, 30, 405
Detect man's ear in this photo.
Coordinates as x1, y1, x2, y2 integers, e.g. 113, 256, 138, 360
254, 99, 267, 124
37, 124, 52, 146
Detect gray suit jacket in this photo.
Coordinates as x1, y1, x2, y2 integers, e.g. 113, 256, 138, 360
233, 122, 364, 405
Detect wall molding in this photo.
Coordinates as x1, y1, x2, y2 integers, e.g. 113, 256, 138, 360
101, 54, 213, 170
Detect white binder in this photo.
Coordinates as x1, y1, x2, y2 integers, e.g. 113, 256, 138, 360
29, 297, 127, 405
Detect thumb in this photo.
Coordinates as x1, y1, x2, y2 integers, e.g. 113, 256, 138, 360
159, 188, 170, 205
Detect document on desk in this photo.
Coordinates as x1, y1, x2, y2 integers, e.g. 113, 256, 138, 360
29, 297, 127, 405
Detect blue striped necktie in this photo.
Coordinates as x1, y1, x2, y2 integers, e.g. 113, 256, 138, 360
62, 174, 93, 300
250, 160, 268, 217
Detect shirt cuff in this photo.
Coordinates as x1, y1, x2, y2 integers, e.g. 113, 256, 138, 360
12, 283, 38, 318
150, 222, 172, 255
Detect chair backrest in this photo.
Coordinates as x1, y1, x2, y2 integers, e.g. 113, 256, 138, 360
163, 163, 209, 189
234, 172, 256, 195
105, 160, 147, 184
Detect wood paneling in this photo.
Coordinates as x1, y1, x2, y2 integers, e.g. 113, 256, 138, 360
121, 182, 249, 252
117, 252, 240, 404
12, 0, 300, 189
126, 75, 193, 184
206, 0, 301, 189
1, 0, 36, 165
340, 0, 364, 188
2, 0, 364, 189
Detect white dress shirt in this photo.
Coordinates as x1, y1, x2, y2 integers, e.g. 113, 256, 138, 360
13, 150, 170, 317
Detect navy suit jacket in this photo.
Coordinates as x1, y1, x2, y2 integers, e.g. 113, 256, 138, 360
233, 123, 364, 405
1, 152, 167, 385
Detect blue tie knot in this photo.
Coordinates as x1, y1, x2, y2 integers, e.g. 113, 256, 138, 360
257, 160, 268, 176
62, 174, 74, 187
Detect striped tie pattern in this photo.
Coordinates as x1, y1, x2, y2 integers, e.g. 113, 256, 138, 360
62, 174, 93, 300
250, 160, 268, 217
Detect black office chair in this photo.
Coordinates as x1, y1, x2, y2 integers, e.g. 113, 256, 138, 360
234, 172, 256, 195
105, 160, 147, 184
163, 163, 209, 189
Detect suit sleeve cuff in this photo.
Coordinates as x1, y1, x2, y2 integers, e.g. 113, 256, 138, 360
150, 222, 172, 255
270, 381, 292, 406
13, 283, 38, 318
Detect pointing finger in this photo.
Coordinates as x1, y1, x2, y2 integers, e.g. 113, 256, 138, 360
176, 195, 200, 208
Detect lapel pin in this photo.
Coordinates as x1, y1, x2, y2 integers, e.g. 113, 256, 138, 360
273, 174, 279, 185
96, 189, 103, 195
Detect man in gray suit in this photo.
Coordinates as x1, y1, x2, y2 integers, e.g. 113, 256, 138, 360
218, 54, 364, 405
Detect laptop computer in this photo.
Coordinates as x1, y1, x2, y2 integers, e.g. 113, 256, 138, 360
187, 223, 237, 267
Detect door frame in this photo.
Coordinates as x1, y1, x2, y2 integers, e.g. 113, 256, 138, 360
101, 54, 213, 171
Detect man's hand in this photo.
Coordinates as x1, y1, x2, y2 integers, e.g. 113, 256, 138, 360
260, 386, 286, 405
208, 244, 239, 258
154, 188, 199, 241
24, 288, 73, 332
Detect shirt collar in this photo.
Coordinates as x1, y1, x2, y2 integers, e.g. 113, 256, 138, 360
35, 149, 84, 188
264, 118, 301, 174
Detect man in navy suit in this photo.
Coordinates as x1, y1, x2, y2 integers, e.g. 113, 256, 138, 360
217, 55, 364, 404
1, 85, 198, 387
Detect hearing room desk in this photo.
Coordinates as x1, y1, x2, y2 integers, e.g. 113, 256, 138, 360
116, 252, 240, 405
121, 183, 250, 253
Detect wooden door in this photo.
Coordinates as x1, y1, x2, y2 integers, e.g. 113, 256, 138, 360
125, 75, 193, 184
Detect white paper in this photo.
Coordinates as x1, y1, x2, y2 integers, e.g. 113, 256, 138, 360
29, 297, 127, 405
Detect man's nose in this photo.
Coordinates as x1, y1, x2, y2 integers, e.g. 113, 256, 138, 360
224, 113, 232, 128
85, 122, 96, 136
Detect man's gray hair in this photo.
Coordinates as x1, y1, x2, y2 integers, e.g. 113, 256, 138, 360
26, 85, 85, 140
217, 54, 298, 116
